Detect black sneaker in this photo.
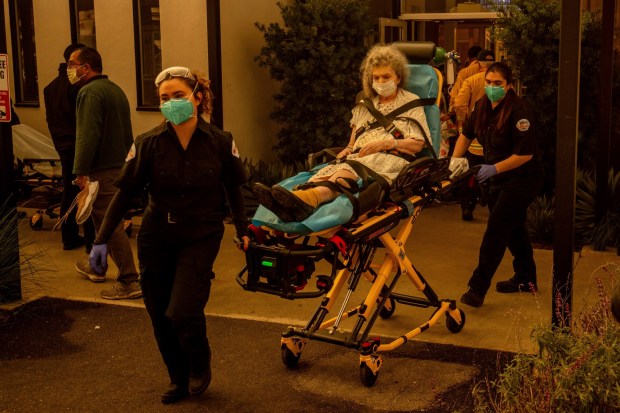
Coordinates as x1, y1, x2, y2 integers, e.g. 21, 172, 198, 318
496, 276, 537, 293
461, 208, 473, 221
460, 288, 485, 307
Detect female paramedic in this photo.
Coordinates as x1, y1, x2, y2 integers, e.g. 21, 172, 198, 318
88, 67, 250, 404
253, 44, 431, 222
450, 62, 542, 308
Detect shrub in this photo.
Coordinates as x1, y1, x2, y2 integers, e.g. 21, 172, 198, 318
525, 169, 620, 250
526, 194, 554, 247
473, 263, 620, 412
491, 0, 607, 194
0, 200, 20, 304
575, 169, 620, 250
0, 198, 53, 309
255, 0, 374, 162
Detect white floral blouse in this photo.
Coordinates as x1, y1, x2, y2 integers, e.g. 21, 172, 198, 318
310, 89, 430, 185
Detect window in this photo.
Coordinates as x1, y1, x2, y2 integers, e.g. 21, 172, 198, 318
9, 0, 39, 106
70, 0, 96, 48
133, 0, 161, 109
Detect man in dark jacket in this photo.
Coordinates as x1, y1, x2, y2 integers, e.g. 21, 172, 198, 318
43, 43, 95, 252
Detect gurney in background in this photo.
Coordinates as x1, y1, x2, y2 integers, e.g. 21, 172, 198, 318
12, 123, 63, 229
12, 124, 141, 235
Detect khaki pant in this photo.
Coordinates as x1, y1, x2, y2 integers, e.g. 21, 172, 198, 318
89, 168, 139, 285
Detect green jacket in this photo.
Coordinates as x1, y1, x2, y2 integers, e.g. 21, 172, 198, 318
73, 75, 133, 175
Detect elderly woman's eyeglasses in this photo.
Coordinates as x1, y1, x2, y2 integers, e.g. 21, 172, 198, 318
155, 67, 195, 87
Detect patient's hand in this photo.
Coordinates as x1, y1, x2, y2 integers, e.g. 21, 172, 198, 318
337, 147, 352, 159
358, 140, 393, 157
74, 175, 89, 190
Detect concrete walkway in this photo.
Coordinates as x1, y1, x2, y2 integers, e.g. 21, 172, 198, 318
12, 201, 620, 355
3, 201, 619, 412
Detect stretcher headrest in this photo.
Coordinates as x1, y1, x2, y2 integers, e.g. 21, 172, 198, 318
392, 41, 436, 65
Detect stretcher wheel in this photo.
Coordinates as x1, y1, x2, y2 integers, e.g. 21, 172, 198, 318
281, 346, 301, 368
445, 309, 466, 333
378, 296, 396, 319
360, 364, 379, 387
30, 212, 43, 230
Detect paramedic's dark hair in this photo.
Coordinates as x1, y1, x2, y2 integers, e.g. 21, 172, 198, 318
473, 62, 516, 138
486, 62, 513, 85
74, 47, 103, 73
63, 43, 86, 63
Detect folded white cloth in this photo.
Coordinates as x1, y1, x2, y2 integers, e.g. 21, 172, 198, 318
448, 157, 469, 180
75, 180, 98, 224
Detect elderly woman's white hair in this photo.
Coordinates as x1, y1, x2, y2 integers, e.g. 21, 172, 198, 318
360, 44, 409, 98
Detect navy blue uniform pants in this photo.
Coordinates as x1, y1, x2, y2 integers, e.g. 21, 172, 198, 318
138, 213, 224, 386
468, 176, 541, 295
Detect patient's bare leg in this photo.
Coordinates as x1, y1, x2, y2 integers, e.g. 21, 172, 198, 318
305, 169, 359, 205
270, 169, 359, 222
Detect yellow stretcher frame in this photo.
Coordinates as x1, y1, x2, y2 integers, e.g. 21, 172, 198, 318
237, 171, 471, 387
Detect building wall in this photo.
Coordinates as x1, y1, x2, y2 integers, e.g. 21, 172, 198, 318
220, 0, 282, 161
3, 0, 283, 162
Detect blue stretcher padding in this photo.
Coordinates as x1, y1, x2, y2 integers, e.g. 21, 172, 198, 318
251, 163, 363, 235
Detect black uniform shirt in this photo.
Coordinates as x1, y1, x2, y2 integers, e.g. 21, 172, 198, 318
116, 117, 246, 224
462, 89, 541, 181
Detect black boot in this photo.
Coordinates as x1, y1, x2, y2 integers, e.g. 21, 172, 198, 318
189, 347, 212, 396
460, 288, 485, 307
161, 383, 189, 404
496, 275, 537, 293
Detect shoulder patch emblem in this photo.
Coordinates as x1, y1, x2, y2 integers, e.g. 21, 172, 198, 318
516, 119, 530, 132
231, 139, 240, 158
125, 143, 136, 162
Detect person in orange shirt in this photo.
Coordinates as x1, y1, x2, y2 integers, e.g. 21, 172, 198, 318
448, 45, 482, 113
453, 50, 496, 220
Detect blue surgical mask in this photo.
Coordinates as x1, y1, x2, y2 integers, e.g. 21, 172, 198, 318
484, 85, 506, 103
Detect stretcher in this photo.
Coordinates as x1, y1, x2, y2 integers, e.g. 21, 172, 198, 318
237, 41, 474, 386
12, 124, 64, 229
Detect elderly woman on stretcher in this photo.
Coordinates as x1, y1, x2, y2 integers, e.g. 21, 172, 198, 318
253, 44, 431, 223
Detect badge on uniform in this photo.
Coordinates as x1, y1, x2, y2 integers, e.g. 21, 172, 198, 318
516, 119, 530, 132
125, 143, 136, 162
232, 140, 240, 158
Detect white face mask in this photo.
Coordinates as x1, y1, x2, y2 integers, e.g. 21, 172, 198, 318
372, 80, 397, 97
67, 65, 85, 85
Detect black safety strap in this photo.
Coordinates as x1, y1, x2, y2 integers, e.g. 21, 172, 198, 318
344, 159, 391, 196
293, 160, 391, 222
393, 116, 438, 160
356, 97, 436, 139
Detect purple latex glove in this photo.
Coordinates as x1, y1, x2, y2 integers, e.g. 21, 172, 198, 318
476, 164, 497, 183
89, 244, 109, 275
